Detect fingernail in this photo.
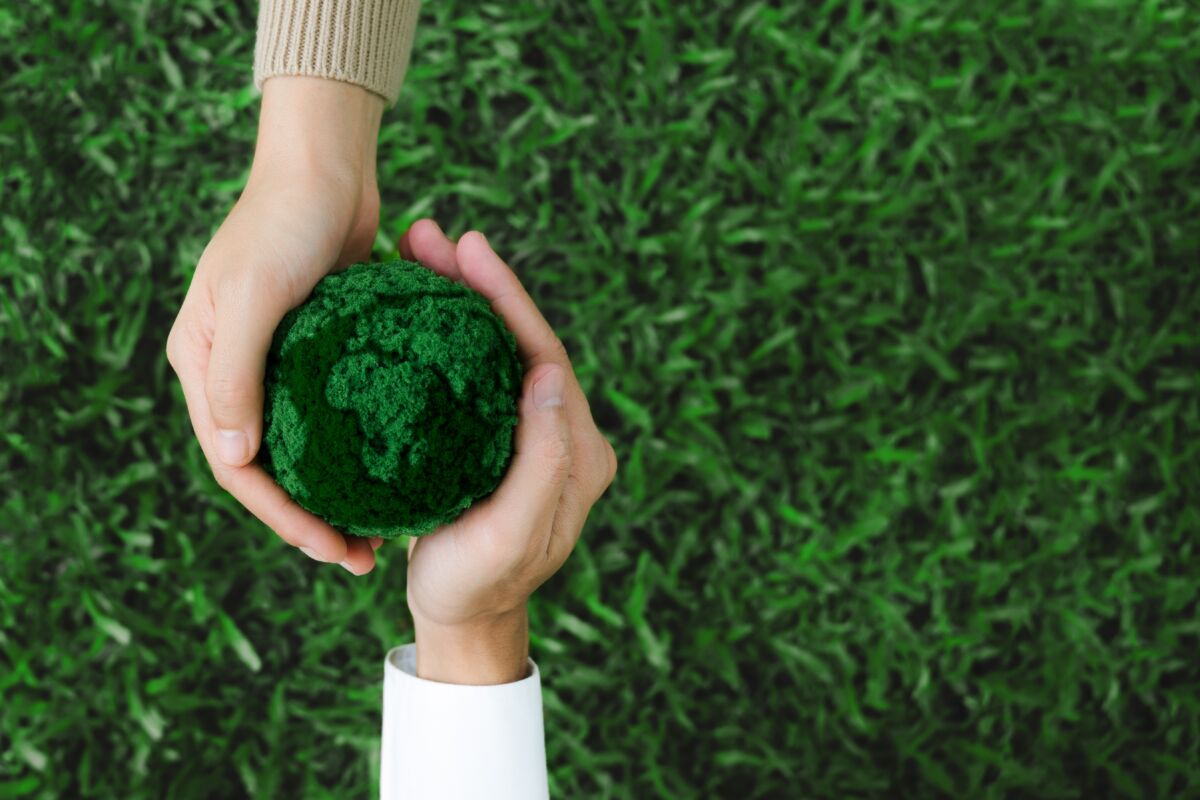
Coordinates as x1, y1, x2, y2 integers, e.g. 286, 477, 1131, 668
339, 560, 358, 574
533, 367, 565, 409
216, 429, 249, 466
300, 546, 322, 561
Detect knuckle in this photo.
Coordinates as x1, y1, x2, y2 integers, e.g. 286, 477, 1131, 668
532, 335, 570, 367
538, 424, 571, 464
543, 447, 572, 484
583, 434, 616, 497
165, 328, 180, 368
591, 460, 614, 500
165, 314, 200, 370
208, 372, 256, 412
211, 464, 235, 491
552, 481, 592, 555
533, 434, 572, 486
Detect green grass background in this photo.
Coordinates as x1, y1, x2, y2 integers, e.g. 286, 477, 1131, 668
3, 0, 1199, 797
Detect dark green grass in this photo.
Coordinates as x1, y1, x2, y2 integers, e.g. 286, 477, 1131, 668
2, 0, 1199, 797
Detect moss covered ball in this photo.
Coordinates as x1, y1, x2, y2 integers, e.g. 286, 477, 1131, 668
260, 259, 522, 538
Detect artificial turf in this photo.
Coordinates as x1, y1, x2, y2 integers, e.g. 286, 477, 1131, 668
2, 1, 1199, 798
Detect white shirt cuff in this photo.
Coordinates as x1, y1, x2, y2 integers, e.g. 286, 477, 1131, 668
380, 643, 549, 800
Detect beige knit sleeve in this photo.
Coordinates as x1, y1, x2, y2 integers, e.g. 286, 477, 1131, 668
254, 0, 421, 106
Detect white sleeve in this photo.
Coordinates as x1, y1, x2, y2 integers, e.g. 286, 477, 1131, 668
379, 643, 549, 800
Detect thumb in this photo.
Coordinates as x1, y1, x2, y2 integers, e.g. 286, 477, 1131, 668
205, 279, 287, 467
487, 363, 572, 529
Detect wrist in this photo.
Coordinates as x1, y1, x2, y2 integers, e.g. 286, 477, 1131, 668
252, 76, 383, 189
412, 607, 530, 685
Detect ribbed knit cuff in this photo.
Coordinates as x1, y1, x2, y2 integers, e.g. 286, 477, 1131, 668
254, 0, 421, 106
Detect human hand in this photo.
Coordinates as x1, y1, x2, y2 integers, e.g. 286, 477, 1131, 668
166, 77, 385, 575
395, 221, 618, 684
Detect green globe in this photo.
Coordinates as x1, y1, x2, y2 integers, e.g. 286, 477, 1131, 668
260, 259, 522, 538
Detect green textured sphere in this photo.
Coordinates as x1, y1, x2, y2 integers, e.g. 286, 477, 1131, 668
261, 259, 522, 538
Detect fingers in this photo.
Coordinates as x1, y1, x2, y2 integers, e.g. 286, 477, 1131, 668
545, 437, 618, 566
403, 219, 461, 281
455, 231, 569, 369
482, 363, 572, 538
399, 228, 616, 580
451, 230, 619, 558
205, 275, 289, 468
217, 465, 357, 566
341, 535, 377, 574
168, 297, 375, 573
547, 475, 592, 567
181, 360, 352, 563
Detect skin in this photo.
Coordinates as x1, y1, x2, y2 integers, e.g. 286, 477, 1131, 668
166, 77, 617, 684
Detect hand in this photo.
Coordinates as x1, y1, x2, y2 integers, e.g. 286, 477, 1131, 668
166, 77, 385, 575
395, 221, 618, 684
